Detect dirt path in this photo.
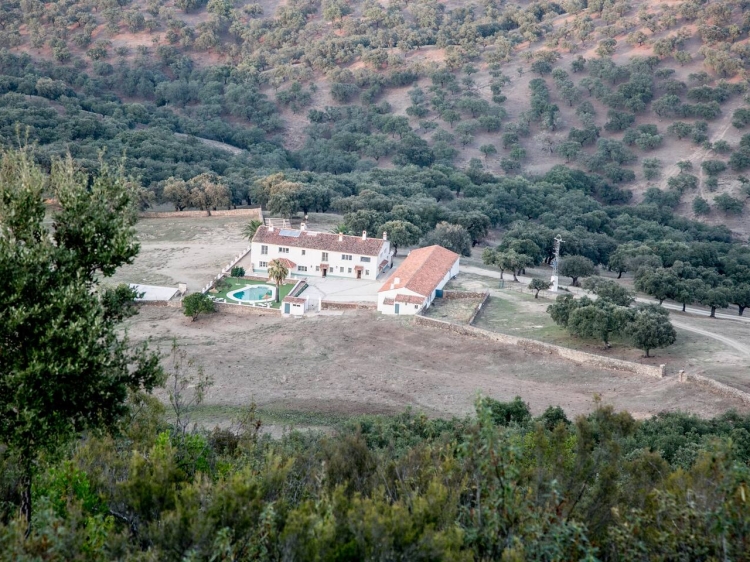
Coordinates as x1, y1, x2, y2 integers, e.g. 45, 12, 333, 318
671, 320, 750, 358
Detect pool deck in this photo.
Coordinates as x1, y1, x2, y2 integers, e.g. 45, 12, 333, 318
211, 278, 294, 309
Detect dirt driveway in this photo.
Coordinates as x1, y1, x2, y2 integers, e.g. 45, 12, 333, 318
126, 307, 746, 427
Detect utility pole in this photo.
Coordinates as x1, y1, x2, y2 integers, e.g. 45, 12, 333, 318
551, 234, 563, 292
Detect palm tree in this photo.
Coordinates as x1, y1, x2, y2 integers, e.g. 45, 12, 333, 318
267, 259, 289, 303
243, 219, 263, 241
331, 224, 350, 235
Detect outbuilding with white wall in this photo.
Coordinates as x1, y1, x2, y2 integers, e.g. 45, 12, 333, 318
377, 245, 460, 315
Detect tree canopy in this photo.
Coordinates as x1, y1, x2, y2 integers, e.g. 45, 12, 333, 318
0, 148, 162, 525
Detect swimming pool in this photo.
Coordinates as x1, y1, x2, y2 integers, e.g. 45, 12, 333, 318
227, 284, 275, 303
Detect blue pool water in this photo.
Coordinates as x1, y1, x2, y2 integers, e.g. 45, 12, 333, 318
229, 285, 274, 302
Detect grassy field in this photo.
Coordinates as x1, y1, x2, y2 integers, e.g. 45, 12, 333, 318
474, 290, 750, 392
424, 297, 484, 324
212, 277, 295, 309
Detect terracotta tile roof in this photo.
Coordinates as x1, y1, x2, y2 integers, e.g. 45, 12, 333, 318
379, 260, 388, 269
283, 296, 306, 304
395, 294, 425, 305
383, 297, 395, 305
253, 226, 387, 257
275, 258, 296, 269
354, 265, 364, 271
379, 245, 459, 297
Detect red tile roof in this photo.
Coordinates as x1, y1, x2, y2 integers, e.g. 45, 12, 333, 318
395, 294, 425, 305
379, 245, 459, 297
253, 226, 387, 257
283, 296, 306, 304
383, 297, 395, 305
275, 258, 297, 269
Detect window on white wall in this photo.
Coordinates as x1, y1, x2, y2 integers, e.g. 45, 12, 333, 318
360, 256, 371, 262
342, 254, 352, 261
261, 245, 268, 255
348, 268, 352, 273
279, 247, 289, 253
322, 252, 328, 261
301, 250, 306, 255
365, 270, 370, 276
298, 266, 308, 272
259, 261, 268, 268
340, 267, 344, 272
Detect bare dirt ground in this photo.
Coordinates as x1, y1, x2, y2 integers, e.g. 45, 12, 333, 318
125, 306, 747, 430
108, 215, 252, 292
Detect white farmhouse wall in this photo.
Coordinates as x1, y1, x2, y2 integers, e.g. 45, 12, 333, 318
251, 240, 391, 280
377, 287, 426, 315
427, 258, 460, 306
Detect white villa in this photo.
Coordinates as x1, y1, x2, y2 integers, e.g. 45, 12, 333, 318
377, 245, 460, 315
250, 224, 392, 280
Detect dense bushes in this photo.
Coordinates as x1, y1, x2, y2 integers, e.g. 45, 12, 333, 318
2, 396, 750, 560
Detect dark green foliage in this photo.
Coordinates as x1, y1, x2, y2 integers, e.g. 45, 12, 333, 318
729, 148, 750, 171
420, 222, 472, 256
701, 159, 727, 176
182, 292, 215, 321
732, 107, 750, 129
582, 278, 635, 306
230, 267, 245, 277
667, 173, 698, 192
603, 110, 635, 132
482, 396, 532, 426
714, 193, 745, 215
624, 305, 676, 357
528, 277, 551, 297
559, 255, 596, 286
0, 149, 162, 525
692, 196, 711, 215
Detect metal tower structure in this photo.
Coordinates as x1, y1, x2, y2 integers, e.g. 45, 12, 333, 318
551, 234, 563, 291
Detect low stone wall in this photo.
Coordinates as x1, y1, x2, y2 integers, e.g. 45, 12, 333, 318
413, 315, 665, 379
443, 290, 488, 300
679, 371, 750, 406
214, 302, 280, 316
239, 275, 271, 282
140, 208, 262, 219
136, 300, 182, 309
321, 301, 377, 311
467, 292, 491, 326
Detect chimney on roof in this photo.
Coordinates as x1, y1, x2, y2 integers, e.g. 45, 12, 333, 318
395, 277, 400, 284
338, 232, 343, 242
300, 222, 306, 232
268, 224, 274, 232
382, 231, 388, 241
362, 230, 367, 240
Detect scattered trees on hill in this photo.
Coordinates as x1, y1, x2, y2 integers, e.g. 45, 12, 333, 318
547, 293, 676, 355
529, 278, 551, 298
483, 248, 533, 282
